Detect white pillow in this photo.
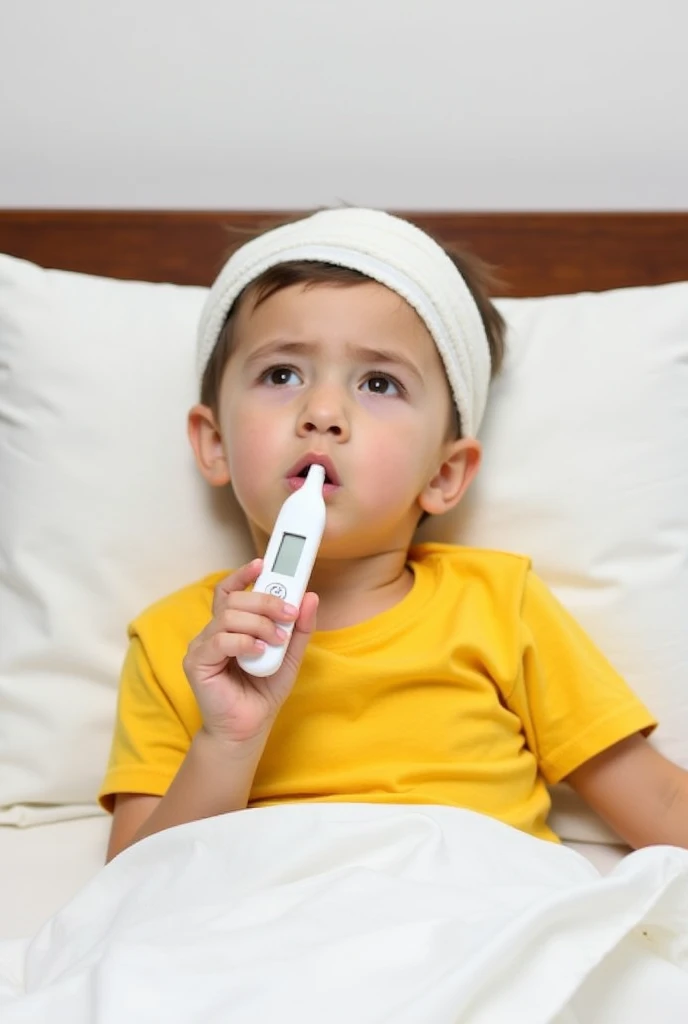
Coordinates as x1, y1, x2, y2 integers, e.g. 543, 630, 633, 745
0, 256, 252, 825
1, 252, 686, 842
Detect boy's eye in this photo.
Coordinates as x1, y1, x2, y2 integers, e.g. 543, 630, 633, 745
261, 366, 302, 387
361, 374, 402, 397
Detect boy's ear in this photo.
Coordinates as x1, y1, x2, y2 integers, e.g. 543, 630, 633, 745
187, 404, 231, 487
418, 438, 482, 517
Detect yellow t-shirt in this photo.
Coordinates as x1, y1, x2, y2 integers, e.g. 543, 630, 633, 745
99, 543, 656, 842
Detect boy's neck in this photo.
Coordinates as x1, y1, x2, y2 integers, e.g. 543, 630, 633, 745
306, 550, 414, 631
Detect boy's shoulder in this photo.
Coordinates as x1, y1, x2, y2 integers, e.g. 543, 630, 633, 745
410, 541, 532, 577
410, 542, 535, 615
128, 569, 228, 639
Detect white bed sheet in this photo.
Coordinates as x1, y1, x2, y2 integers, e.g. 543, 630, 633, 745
2, 806, 684, 1024
0, 813, 628, 942
0, 815, 110, 940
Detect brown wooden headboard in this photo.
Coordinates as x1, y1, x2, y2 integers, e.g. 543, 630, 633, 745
1, 210, 687, 296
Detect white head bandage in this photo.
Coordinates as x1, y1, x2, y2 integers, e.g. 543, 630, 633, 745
196, 208, 492, 437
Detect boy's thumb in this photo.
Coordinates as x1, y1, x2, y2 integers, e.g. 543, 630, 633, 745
282, 592, 319, 671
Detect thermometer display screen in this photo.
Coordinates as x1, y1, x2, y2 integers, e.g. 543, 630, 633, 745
272, 532, 306, 576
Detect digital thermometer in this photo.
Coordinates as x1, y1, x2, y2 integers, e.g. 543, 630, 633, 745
236, 463, 327, 677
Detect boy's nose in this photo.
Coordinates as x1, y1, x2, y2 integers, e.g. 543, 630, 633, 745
296, 385, 350, 441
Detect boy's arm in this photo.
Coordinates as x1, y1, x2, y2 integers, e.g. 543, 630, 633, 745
106, 728, 268, 861
104, 561, 318, 861
107, 794, 161, 861
566, 733, 688, 850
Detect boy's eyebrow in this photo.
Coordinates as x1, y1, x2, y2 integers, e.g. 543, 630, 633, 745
245, 339, 424, 381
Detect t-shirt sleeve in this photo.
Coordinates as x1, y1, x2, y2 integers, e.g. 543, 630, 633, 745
505, 570, 657, 785
97, 628, 194, 812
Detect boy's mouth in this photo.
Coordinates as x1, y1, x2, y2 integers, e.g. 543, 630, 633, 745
286, 454, 340, 492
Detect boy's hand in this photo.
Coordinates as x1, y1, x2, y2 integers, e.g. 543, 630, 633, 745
183, 558, 318, 746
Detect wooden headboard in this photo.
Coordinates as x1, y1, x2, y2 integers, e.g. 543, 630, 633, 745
1, 211, 687, 296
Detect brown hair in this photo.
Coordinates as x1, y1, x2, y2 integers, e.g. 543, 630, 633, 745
200, 222, 507, 439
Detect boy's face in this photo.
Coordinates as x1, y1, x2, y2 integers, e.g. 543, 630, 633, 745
189, 280, 480, 557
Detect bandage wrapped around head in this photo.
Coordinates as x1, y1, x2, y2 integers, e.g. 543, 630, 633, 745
197, 208, 492, 438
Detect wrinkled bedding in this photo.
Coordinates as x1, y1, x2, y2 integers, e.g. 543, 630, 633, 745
1, 804, 687, 1023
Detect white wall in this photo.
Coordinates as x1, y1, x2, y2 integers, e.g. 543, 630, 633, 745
1, 0, 686, 209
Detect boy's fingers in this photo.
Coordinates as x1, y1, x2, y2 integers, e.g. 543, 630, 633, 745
184, 629, 262, 678
213, 591, 298, 626
212, 559, 263, 615
214, 609, 290, 647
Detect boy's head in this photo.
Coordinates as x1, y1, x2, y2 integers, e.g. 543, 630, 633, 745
188, 208, 506, 556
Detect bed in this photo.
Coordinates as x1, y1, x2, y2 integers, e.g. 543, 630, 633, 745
1, 210, 687, 1021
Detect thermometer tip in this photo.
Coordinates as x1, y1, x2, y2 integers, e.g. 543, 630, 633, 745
306, 464, 326, 489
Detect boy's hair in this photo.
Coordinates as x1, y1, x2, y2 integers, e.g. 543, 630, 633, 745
201, 227, 507, 441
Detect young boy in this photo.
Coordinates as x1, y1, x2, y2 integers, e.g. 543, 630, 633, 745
100, 208, 688, 861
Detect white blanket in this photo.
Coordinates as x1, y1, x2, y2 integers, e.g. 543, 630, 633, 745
1, 804, 687, 1023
